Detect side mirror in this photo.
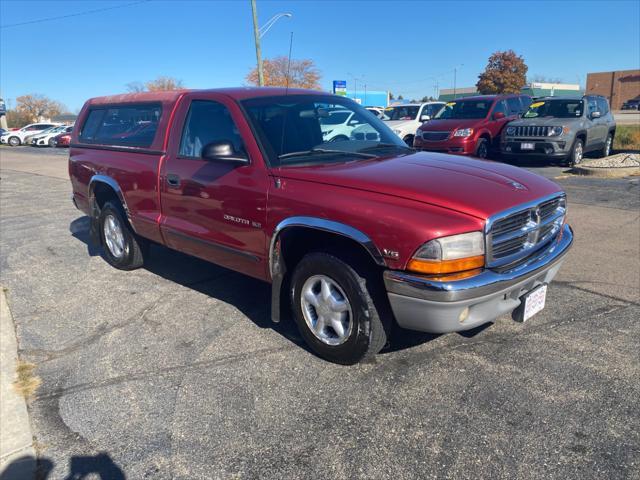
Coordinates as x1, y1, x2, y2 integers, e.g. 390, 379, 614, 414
201, 141, 248, 164
493, 111, 506, 120
419, 114, 431, 122
591, 111, 601, 119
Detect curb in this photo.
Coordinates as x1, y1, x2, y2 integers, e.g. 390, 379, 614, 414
0, 288, 36, 479
570, 166, 640, 178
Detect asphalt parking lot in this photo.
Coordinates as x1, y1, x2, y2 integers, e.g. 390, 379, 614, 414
1, 146, 639, 479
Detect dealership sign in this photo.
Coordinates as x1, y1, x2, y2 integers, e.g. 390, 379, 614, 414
333, 80, 347, 96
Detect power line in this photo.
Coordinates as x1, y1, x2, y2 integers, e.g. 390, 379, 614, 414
0, 0, 152, 29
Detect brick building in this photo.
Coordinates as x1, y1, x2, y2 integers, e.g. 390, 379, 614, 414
586, 69, 640, 110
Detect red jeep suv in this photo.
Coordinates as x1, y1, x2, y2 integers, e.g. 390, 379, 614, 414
414, 94, 531, 158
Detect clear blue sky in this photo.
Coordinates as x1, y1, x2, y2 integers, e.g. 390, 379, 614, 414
1, 0, 639, 112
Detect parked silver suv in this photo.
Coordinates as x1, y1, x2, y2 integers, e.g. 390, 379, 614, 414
501, 95, 616, 165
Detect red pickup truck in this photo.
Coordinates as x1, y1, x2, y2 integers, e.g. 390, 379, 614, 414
69, 88, 573, 364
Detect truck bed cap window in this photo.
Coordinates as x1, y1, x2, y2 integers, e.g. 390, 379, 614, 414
79, 103, 162, 148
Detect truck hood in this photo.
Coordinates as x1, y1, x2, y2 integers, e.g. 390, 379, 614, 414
420, 118, 480, 132
274, 151, 562, 220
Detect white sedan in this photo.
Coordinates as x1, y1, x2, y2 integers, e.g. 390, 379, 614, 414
0, 122, 61, 146
31, 125, 74, 147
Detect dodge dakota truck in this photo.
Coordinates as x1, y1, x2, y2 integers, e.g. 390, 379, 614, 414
69, 88, 573, 364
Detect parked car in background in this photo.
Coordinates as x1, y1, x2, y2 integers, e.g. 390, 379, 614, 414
365, 107, 387, 119
32, 125, 74, 147
621, 98, 640, 111
69, 88, 573, 364
319, 109, 366, 142
53, 130, 72, 148
501, 95, 616, 165
414, 94, 530, 159
383, 102, 445, 145
0, 122, 59, 146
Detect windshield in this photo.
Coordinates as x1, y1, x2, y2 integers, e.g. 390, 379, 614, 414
435, 100, 493, 119
523, 100, 583, 118
242, 95, 410, 167
383, 105, 420, 121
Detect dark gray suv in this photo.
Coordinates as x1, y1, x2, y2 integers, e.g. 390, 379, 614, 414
501, 95, 616, 165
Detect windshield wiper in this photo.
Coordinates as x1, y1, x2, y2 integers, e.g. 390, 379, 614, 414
278, 148, 377, 160
358, 143, 414, 153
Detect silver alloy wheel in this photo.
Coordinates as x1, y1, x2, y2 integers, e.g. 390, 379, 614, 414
103, 214, 127, 259
605, 135, 612, 156
574, 142, 583, 164
300, 275, 353, 346
477, 141, 488, 158
8, 136, 20, 147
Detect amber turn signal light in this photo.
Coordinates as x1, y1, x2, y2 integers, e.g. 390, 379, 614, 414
407, 255, 485, 275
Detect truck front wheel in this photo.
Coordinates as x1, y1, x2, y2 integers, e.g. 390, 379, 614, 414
290, 252, 387, 364
98, 201, 146, 270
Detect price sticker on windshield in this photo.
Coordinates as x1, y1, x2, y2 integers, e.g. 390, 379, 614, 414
446, 102, 456, 107
530, 101, 545, 108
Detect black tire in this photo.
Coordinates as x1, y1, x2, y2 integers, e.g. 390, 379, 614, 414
568, 138, 584, 166
98, 201, 146, 270
475, 137, 489, 159
8, 136, 20, 147
290, 252, 387, 365
598, 133, 613, 158
402, 135, 414, 146
48, 138, 56, 147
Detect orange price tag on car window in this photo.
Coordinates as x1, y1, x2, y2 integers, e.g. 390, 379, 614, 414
446, 102, 456, 107
530, 101, 545, 108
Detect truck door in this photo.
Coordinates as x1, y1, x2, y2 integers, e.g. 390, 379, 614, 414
159, 93, 270, 280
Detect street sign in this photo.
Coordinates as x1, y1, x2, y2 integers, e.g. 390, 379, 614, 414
333, 80, 347, 96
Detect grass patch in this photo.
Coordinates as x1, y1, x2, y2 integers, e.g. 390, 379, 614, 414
13, 361, 41, 399
614, 124, 640, 151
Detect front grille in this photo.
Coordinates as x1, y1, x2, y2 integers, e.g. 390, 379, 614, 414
512, 125, 550, 137
421, 131, 450, 142
487, 194, 566, 267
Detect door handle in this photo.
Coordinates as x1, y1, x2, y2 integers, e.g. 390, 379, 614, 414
166, 174, 181, 188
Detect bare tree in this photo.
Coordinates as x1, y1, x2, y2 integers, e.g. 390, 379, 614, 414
15, 94, 65, 122
528, 74, 564, 84
246, 56, 321, 89
145, 76, 184, 91
126, 81, 146, 93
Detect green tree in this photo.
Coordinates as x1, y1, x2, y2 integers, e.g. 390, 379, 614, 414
476, 50, 528, 94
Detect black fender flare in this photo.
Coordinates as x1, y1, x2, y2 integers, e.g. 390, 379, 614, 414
88, 175, 134, 243
268, 216, 386, 322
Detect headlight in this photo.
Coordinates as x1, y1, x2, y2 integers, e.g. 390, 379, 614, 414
393, 129, 402, 135
415, 128, 423, 138
548, 126, 564, 136
407, 231, 485, 275
322, 130, 333, 136
453, 128, 473, 137
506, 126, 516, 135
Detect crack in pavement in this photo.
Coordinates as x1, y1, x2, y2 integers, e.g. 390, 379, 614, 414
32, 345, 294, 401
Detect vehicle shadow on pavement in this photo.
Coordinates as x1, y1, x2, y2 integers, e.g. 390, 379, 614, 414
69, 216, 310, 351
0, 453, 124, 479
69, 217, 101, 257
69, 216, 476, 356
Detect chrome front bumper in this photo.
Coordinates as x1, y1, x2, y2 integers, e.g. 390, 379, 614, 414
383, 224, 573, 333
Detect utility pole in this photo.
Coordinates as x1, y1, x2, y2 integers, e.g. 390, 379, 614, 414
453, 67, 457, 99
250, 0, 264, 86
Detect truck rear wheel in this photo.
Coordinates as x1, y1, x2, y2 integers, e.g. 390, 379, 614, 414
98, 201, 146, 270
290, 252, 387, 364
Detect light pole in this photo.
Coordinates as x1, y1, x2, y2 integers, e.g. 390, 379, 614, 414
453, 64, 463, 99
250, 1, 292, 87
